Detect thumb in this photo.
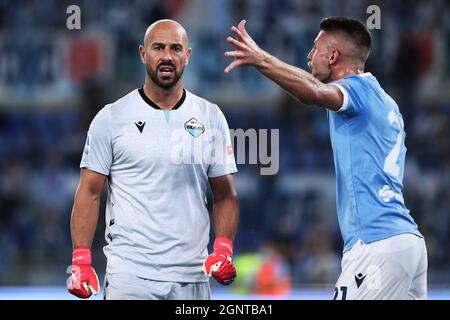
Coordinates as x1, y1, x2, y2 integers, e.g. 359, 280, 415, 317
84, 282, 99, 295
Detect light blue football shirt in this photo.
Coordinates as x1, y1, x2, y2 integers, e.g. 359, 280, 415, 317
329, 72, 422, 252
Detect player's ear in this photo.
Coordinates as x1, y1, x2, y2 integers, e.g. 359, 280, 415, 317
139, 44, 146, 64
329, 49, 339, 66
185, 47, 192, 66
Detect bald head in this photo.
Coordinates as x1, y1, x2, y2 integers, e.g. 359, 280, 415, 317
139, 19, 192, 91
143, 19, 189, 48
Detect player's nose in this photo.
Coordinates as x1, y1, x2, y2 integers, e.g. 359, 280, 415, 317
307, 49, 313, 61
161, 47, 174, 61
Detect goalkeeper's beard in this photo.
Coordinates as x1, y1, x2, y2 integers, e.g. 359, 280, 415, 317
147, 64, 184, 90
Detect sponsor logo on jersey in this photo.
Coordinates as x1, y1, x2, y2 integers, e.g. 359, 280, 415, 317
378, 185, 404, 203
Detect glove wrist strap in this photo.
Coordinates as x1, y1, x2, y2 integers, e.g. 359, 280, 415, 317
213, 237, 233, 255
72, 247, 92, 265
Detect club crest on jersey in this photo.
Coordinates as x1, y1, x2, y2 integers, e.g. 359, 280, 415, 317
184, 118, 205, 138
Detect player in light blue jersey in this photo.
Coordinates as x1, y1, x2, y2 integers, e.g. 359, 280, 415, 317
224, 17, 427, 299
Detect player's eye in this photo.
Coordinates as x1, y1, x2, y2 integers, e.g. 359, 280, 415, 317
173, 46, 182, 52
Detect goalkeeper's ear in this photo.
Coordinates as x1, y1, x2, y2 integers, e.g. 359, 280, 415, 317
185, 47, 192, 66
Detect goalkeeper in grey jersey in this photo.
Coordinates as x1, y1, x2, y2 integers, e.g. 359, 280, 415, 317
67, 19, 239, 300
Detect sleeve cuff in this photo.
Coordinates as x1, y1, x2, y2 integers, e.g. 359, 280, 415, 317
208, 167, 238, 178
331, 83, 349, 112
80, 164, 110, 176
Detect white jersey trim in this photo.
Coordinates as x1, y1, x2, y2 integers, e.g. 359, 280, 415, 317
331, 83, 350, 113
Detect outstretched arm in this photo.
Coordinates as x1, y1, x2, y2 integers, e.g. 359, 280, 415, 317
225, 20, 342, 111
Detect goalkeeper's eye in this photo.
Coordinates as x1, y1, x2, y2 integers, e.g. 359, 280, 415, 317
172, 45, 183, 53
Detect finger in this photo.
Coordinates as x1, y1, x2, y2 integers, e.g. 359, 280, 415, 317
239, 20, 250, 37
226, 36, 248, 50
216, 274, 236, 285
68, 287, 77, 296
236, 21, 256, 47
219, 260, 236, 274
214, 271, 236, 281
84, 283, 98, 295
210, 261, 223, 273
224, 59, 243, 73
69, 275, 80, 290
70, 287, 87, 299
231, 26, 244, 40
75, 288, 87, 298
213, 262, 236, 278
224, 50, 245, 58
238, 20, 246, 32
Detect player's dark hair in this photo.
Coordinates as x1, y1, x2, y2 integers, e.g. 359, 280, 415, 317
320, 16, 372, 63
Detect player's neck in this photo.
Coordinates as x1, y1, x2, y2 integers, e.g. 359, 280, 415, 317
143, 81, 184, 110
332, 66, 365, 81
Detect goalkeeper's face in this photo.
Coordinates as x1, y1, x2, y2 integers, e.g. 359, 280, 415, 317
140, 20, 192, 90
307, 31, 336, 83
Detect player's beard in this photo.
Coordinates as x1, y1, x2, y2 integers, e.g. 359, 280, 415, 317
308, 61, 332, 83
147, 63, 184, 90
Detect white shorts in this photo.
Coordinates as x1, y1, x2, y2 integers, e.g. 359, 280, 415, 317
333, 233, 427, 300
104, 273, 211, 300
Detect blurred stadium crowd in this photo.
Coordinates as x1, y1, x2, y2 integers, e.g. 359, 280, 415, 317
0, 0, 449, 293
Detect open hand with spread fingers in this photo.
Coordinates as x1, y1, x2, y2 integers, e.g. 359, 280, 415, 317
224, 20, 268, 73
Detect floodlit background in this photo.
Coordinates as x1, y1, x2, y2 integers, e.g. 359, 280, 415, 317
0, 0, 449, 299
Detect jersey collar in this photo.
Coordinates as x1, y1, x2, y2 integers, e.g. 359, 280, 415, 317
358, 72, 372, 78
138, 87, 186, 110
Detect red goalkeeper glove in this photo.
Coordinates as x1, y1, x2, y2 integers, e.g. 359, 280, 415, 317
203, 237, 236, 285
67, 248, 100, 299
